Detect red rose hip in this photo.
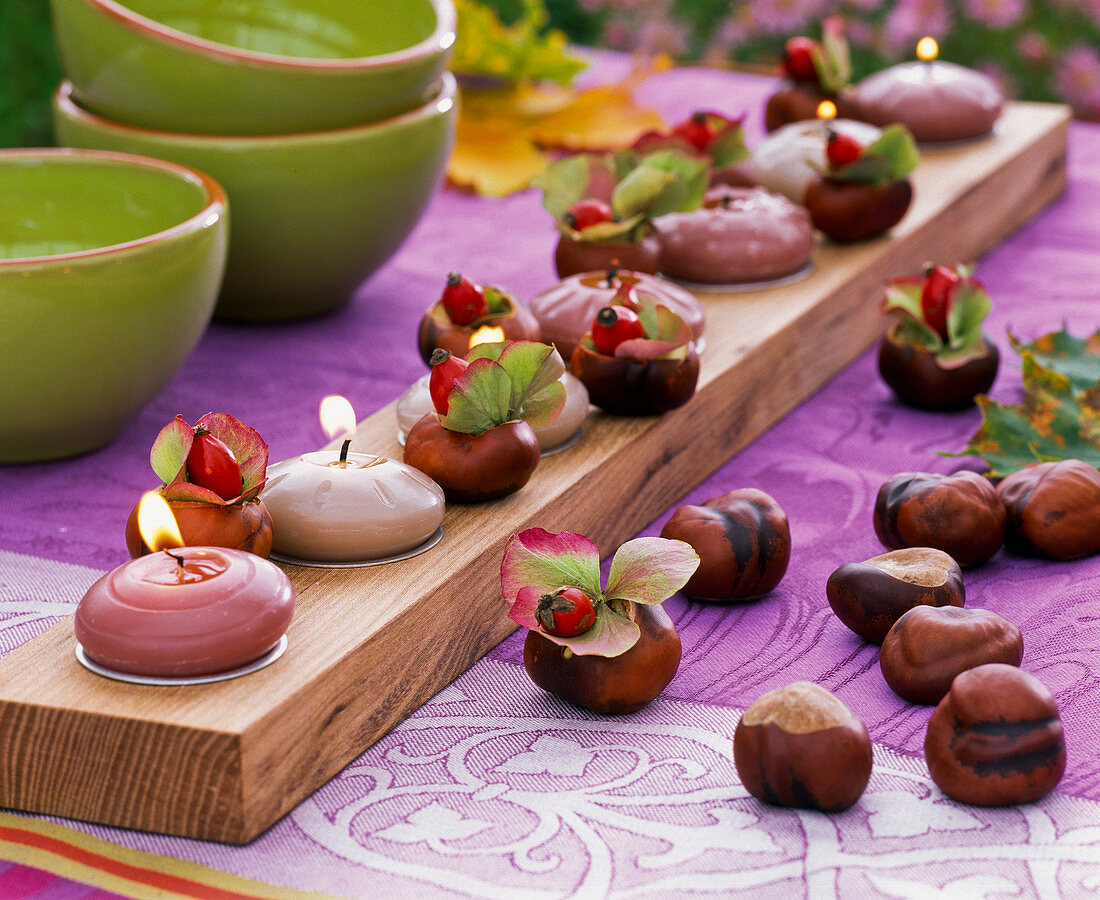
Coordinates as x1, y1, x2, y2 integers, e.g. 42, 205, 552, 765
186, 427, 242, 500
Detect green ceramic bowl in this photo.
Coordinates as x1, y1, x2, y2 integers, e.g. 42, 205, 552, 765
54, 74, 457, 321
0, 149, 227, 463
50, 0, 455, 135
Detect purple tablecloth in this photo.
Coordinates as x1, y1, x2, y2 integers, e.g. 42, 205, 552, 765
2, 59, 1099, 898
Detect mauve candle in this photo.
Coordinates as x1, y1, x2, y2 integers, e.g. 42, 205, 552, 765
75, 547, 295, 677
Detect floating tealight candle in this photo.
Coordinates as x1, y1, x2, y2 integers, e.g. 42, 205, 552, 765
853, 37, 1003, 142
75, 492, 295, 679
262, 396, 444, 564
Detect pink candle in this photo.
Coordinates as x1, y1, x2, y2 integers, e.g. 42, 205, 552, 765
75, 547, 295, 677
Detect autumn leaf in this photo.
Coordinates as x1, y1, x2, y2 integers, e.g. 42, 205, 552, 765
949, 351, 1100, 477
1008, 325, 1100, 392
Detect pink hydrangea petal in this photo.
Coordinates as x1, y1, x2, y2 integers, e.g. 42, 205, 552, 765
605, 537, 700, 605
500, 528, 602, 605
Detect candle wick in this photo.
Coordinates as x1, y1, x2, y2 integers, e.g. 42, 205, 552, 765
339, 437, 352, 464
164, 549, 186, 583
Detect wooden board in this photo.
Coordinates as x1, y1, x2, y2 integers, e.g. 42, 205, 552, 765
0, 102, 1070, 843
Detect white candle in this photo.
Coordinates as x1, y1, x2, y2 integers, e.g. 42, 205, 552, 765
751, 118, 881, 203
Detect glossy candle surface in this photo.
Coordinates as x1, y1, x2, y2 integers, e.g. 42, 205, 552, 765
752, 119, 881, 203
262, 451, 444, 561
75, 547, 295, 677
395, 372, 589, 451
855, 61, 1003, 142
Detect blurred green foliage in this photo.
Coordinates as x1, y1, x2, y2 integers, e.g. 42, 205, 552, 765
1, 1, 61, 148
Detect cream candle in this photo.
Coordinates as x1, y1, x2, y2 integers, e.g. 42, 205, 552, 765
262, 396, 444, 563
396, 371, 589, 453
853, 38, 1003, 143
75, 493, 294, 679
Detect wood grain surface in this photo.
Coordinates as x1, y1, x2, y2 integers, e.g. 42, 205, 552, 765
0, 102, 1070, 843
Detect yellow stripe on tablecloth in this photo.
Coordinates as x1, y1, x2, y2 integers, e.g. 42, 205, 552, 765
0, 811, 343, 900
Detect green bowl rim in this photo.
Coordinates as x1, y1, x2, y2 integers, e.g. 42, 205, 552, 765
54, 73, 457, 144
81, 0, 456, 70
0, 147, 227, 267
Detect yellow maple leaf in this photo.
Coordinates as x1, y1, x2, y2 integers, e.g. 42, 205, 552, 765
447, 61, 669, 198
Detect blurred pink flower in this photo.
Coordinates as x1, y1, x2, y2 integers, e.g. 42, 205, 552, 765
977, 61, 1016, 98
844, 0, 885, 10
886, 0, 951, 52
638, 17, 690, 56
1055, 44, 1100, 117
1017, 31, 1050, 67
964, 0, 1026, 28
600, 18, 636, 50
751, 0, 826, 35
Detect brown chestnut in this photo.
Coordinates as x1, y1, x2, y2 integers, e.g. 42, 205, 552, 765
826, 547, 965, 644
877, 323, 1000, 411
925, 664, 1065, 806
125, 498, 273, 559
733, 681, 873, 812
417, 290, 541, 365
403, 415, 540, 503
881, 605, 1023, 704
997, 459, 1100, 560
764, 84, 859, 132
659, 489, 790, 601
803, 176, 913, 243
874, 471, 1006, 567
570, 341, 699, 416
554, 233, 661, 279
523, 601, 681, 714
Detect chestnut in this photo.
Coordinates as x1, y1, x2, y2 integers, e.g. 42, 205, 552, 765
554, 233, 661, 280
733, 681, 872, 812
826, 547, 965, 644
880, 605, 1023, 704
417, 289, 541, 365
125, 498, 273, 559
925, 664, 1065, 806
403, 415, 540, 503
570, 341, 699, 416
523, 601, 681, 714
659, 489, 790, 601
764, 85, 858, 132
803, 176, 913, 243
874, 471, 1006, 567
997, 459, 1100, 560
877, 324, 1000, 411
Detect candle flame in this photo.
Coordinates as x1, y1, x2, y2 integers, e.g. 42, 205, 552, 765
469, 326, 505, 348
816, 100, 838, 121
137, 491, 184, 552
320, 394, 357, 443
916, 36, 939, 62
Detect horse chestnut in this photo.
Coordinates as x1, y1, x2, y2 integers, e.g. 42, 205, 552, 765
554, 234, 661, 280
874, 471, 1006, 567
803, 176, 913, 243
925, 664, 1065, 806
523, 601, 681, 714
880, 605, 1023, 704
125, 498, 274, 559
733, 682, 873, 812
764, 85, 858, 132
570, 341, 699, 416
659, 489, 790, 601
877, 324, 1000, 411
826, 547, 965, 644
996, 459, 1100, 560
403, 415, 540, 503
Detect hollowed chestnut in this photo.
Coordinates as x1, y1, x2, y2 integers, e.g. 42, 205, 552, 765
874, 471, 1006, 567
803, 176, 913, 243
826, 547, 965, 644
125, 498, 274, 559
660, 488, 790, 601
925, 664, 1065, 806
554, 233, 661, 280
570, 342, 699, 416
403, 415, 540, 503
733, 681, 873, 812
523, 601, 681, 714
764, 85, 858, 132
881, 605, 1023, 704
417, 290, 541, 365
997, 459, 1100, 560
878, 323, 1000, 411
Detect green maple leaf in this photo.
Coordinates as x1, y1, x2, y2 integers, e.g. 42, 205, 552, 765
1008, 326, 1100, 392
949, 351, 1100, 477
